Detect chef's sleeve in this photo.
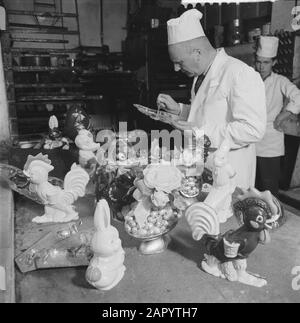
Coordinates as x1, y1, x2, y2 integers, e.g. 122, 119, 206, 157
178, 103, 191, 121
280, 76, 300, 115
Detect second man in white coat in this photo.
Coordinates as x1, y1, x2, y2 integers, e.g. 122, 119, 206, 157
255, 36, 300, 196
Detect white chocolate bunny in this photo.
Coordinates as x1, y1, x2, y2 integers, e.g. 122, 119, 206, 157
86, 199, 126, 290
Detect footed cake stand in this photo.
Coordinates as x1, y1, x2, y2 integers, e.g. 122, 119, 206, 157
125, 219, 177, 255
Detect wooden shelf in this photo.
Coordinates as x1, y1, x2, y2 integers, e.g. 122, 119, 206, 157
12, 37, 69, 44
12, 30, 79, 36
9, 23, 68, 31
34, 2, 56, 8
10, 24, 79, 36
17, 94, 85, 101
7, 10, 78, 18
20, 94, 102, 101
11, 48, 81, 54
11, 66, 74, 72
14, 94, 102, 104
13, 83, 82, 89
12, 132, 46, 140
5, 0, 82, 139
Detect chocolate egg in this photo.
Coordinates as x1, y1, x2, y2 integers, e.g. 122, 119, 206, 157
128, 220, 137, 227
156, 221, 163, 227
151, 211, 158, 218
147, 223, 154, 229
138, 229, 147, 236
156, 216, 163, 223
160, 226, 167, 232
148, 229, 155, 236
162, 220, 169, 227
125, 224, 132, 232
125, 215, 133, 222
159, 209, 166, 216
163, 213, 171, 220
131, 227, 138, 235
147, 217, 156, 223
152, 227, 161, 235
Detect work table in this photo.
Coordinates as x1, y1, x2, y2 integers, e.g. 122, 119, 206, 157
0, 161, 299, 303
6, 193, 300, 303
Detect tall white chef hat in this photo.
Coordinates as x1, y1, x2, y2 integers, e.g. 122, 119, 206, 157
256, 36, 279, 58
167, 9, 206, 45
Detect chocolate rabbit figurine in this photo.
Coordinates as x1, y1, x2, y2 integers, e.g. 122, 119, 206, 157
86, 199, 126, 290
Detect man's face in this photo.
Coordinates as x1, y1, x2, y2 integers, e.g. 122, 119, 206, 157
255, 55, 275, 80
168, 44, 205, 77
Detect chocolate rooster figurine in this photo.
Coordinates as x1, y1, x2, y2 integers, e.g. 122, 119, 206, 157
201, 188, 283, 287
23, 153, 89, 223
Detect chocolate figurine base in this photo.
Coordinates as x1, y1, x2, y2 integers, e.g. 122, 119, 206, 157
138, 235, 171, 255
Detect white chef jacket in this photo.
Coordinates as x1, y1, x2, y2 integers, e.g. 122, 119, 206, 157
180, 48, 266, 189
256, 72, 300, 157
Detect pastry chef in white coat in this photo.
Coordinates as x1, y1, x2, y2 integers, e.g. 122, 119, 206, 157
255, 36, 300, 196
157, 9, 267, 189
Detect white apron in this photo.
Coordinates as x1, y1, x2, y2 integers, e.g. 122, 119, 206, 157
205, 144, 256, 190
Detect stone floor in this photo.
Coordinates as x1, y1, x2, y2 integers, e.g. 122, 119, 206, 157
13, 195, 300, 304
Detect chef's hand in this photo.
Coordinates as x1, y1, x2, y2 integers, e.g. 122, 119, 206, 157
274, 110, 293, 131
171, 120, 196, 131
157, 94, 180, 116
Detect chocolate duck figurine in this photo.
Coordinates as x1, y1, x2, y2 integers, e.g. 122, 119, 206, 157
201, 188, 283, 287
